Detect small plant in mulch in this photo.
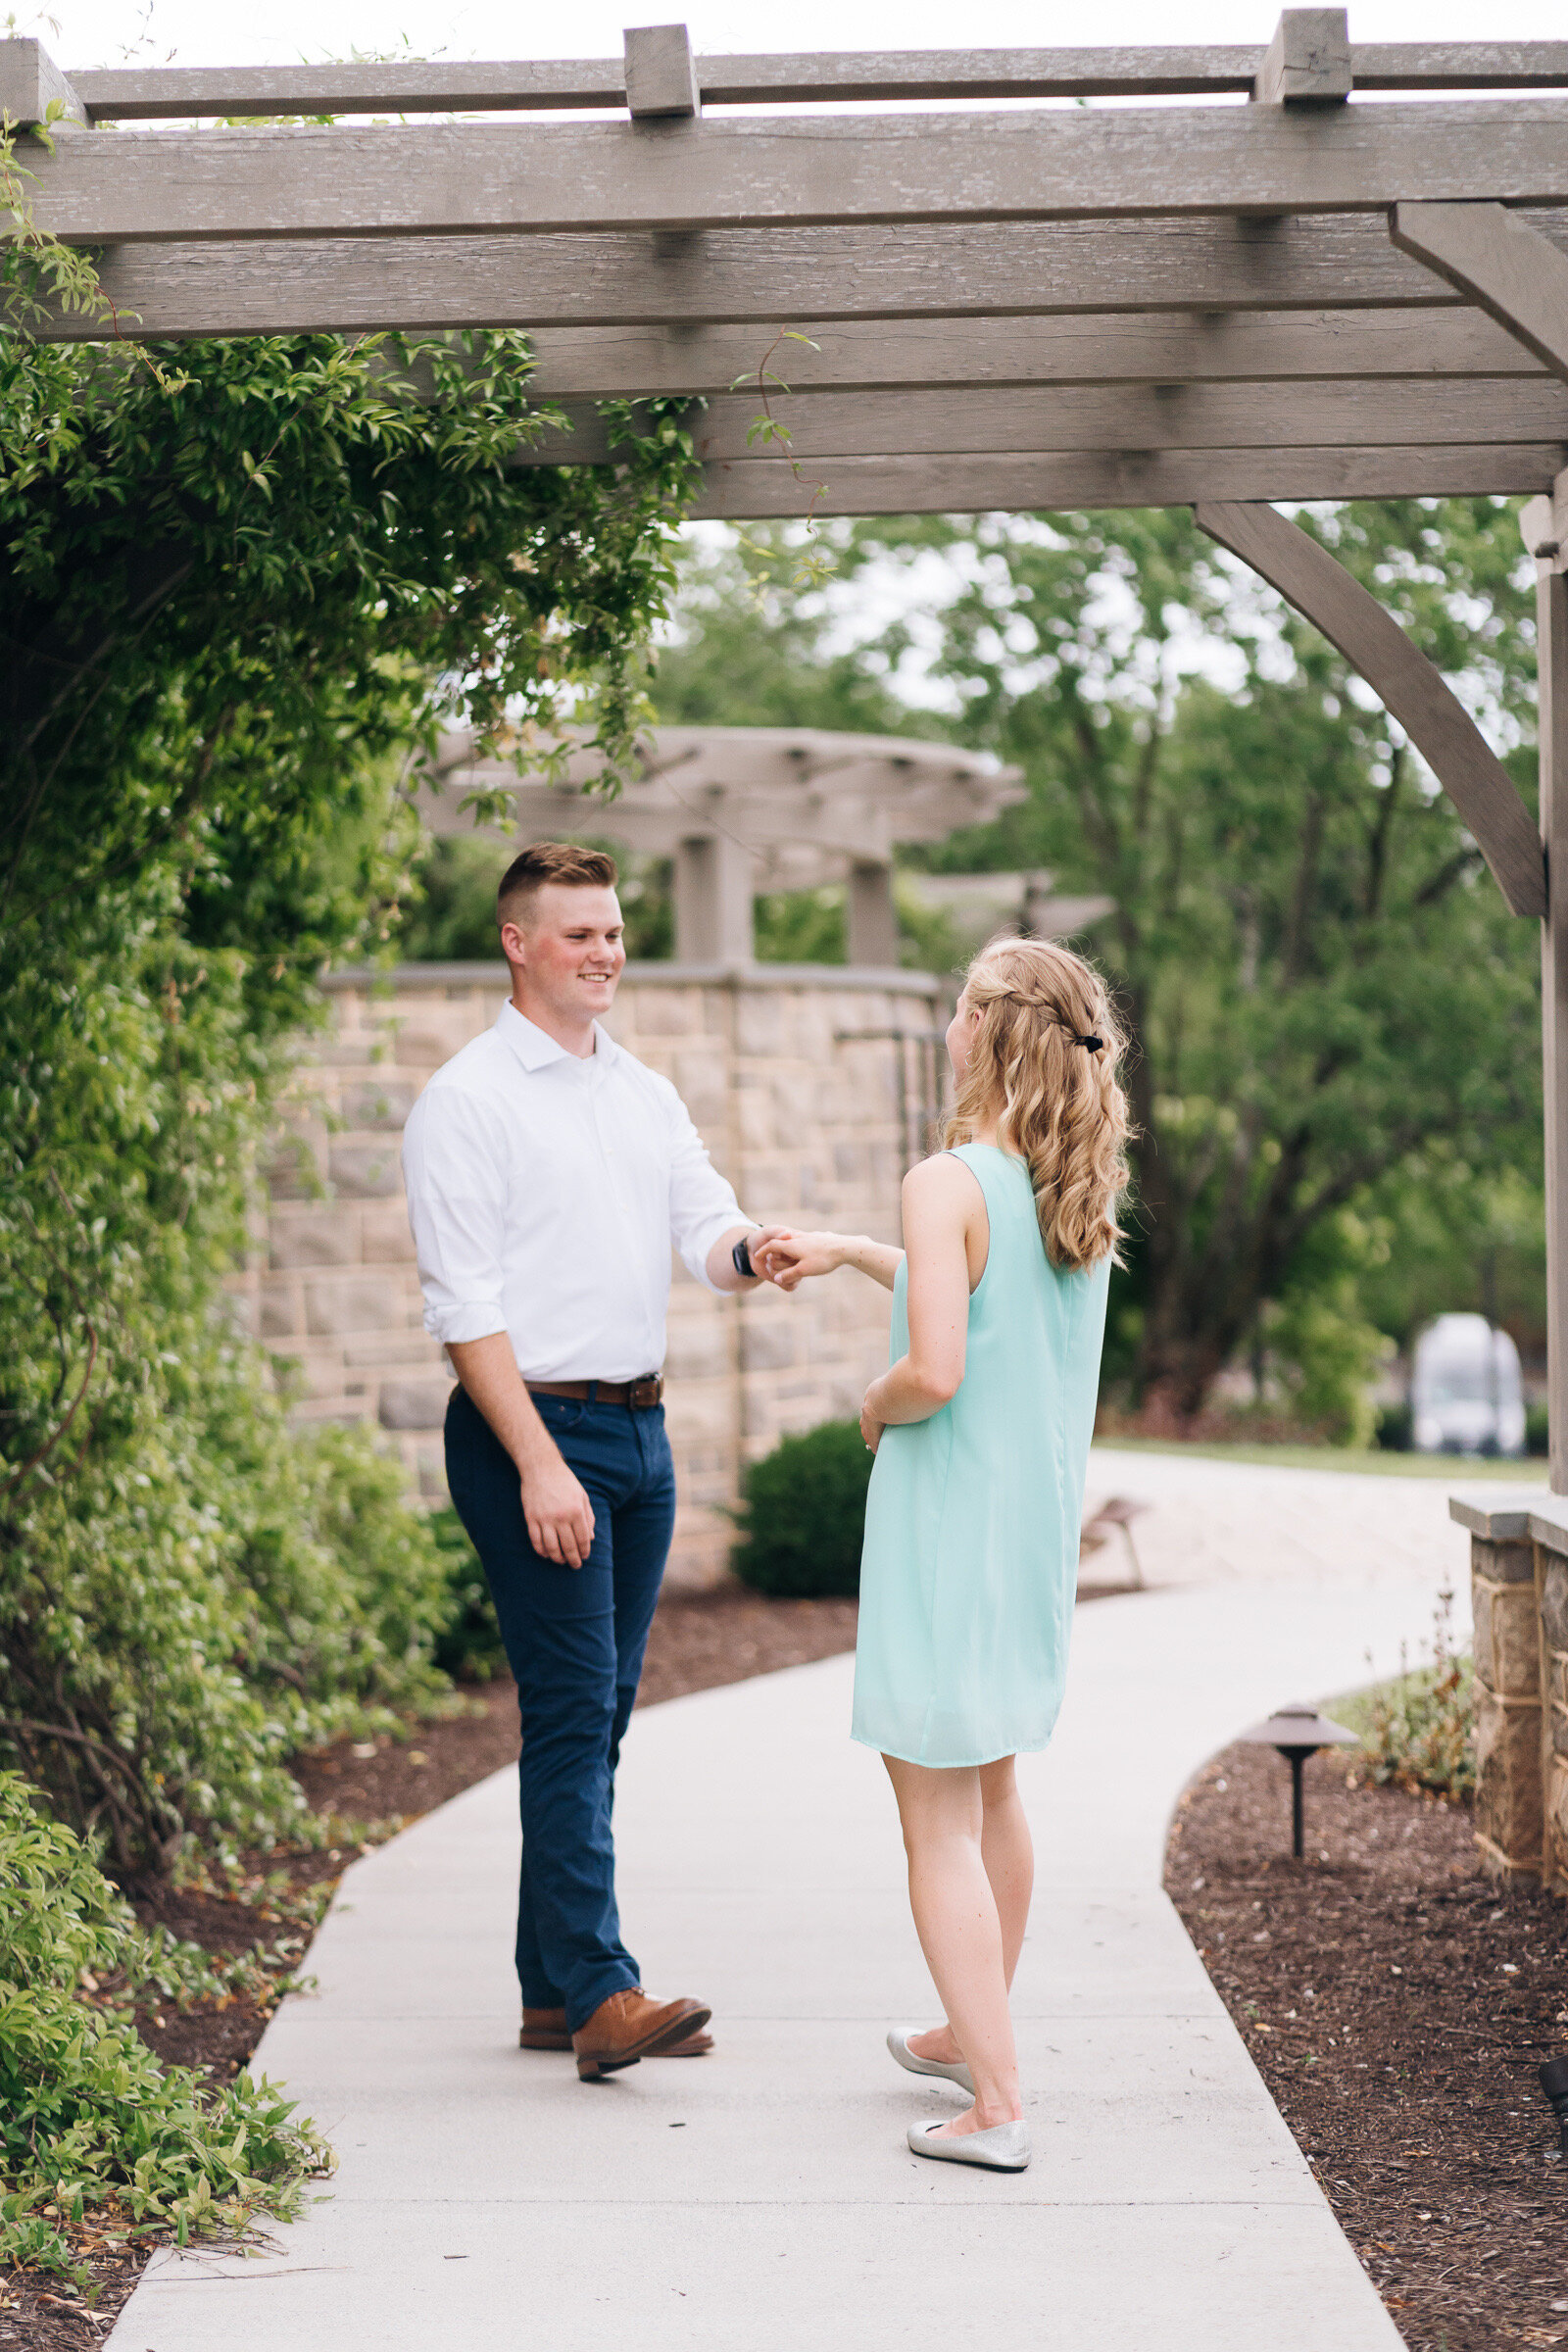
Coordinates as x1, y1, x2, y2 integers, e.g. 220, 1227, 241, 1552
0, 1771, 331, 2289
1338, 1589, 1476, 1802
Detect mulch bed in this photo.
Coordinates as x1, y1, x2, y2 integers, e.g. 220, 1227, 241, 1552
0, 1585, 859, 2352
1165, 1741, 1568, 2352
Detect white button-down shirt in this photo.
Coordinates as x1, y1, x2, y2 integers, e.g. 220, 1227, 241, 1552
402, 1003, 750, 1382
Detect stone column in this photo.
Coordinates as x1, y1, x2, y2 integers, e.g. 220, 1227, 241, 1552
1449, 1492, 1550, 1881
673, 834, 756, 963
846, 859, 899, 966
1532, 1498, 1568, 1895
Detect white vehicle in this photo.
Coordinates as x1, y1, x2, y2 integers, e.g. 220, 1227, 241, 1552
1410, 1312, 1526, 1457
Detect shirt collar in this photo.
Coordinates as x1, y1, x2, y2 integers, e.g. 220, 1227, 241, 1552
495, 1001, 617, 1072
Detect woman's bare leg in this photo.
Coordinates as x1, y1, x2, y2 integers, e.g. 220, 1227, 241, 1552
907, 1755, 1033, 2070
884, 1754, 1022, 2136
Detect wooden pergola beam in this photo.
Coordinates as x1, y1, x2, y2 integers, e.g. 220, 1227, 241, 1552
37, 40, 1568, 121
688, 443, 1562, 518
24, 100, 1568, 247
1391, 201, 1568, 384
1195, 500, 1545, 918
26, 213, 1568, 344
520, 378, 1568, 465
518, 312, 1547, 397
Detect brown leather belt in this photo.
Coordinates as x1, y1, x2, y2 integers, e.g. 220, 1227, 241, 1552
527, 1376, 664, 1410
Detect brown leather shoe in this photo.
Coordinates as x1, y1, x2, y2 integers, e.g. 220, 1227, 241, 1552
521, 2004, 712, 2058
570, 1987, 712, 2081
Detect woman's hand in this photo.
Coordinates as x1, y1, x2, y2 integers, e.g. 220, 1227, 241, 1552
859, 1383, 886, 1455
755, 1230, 843, 1291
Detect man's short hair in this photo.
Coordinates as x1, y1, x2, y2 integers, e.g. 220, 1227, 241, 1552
497, 841, 619, 929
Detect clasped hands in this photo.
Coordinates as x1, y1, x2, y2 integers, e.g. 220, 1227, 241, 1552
751, 1229, 886, 1456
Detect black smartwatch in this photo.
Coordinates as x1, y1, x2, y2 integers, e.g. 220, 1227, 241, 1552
732, 1232, 758, 1279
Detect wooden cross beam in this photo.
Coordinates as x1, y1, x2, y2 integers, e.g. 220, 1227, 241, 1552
12, 37, 1567, 122
24, 213, 1568, 345
687, 445, 1561, 518
21, 100, 1568, 248
518, 379, 1568, 466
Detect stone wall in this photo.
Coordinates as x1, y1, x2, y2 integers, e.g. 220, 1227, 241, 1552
258, 962, 947, 1588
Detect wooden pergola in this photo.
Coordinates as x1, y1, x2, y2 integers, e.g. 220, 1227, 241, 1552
6, 10, 1568, 1480
421, 724, 1025, 964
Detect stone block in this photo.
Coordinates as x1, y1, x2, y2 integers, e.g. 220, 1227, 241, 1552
1472, 1690, 1544, 1872
739, 1316, 798, 1373
305, 1274, 410, 1339
632, 988, 704, 1037
342, 1325, 432, 1367
1473, 1578, 1544, 1700
341, 1076, 418, 1130
361, 1203, 416, 1264
264, 1131, 326, 1200
1474, 1536, 1536, 1584
329, 1135, 404, 1199
1548, 1755, 1568, 1895
378, 1377, 455, 1431
1540, 1552, 1568, 1655
259, 1280, 302, 1340
663, 1317, 730, 1384
735, 990, 787, 1057
270, 1208, 360, 1271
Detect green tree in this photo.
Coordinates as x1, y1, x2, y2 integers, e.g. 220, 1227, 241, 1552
656, 508, 1544, 1420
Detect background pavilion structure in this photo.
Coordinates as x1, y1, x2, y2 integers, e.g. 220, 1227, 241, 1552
420, 723, 1027, 966
10, 10, 1568, 1870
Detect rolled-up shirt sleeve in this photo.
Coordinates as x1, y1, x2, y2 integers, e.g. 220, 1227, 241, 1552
402, 1083, 512, 1347
664, 1090, 752, 1292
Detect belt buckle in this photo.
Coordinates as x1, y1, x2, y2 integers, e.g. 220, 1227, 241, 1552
628, 1375, 662, 1410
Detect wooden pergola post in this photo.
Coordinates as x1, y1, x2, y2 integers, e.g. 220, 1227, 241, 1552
1525, 476, 1568, 1493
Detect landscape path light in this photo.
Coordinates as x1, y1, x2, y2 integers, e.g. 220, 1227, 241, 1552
1236, 1703, 1360, 1861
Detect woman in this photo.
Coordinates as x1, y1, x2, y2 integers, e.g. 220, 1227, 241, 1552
760, 937, 1128, 2173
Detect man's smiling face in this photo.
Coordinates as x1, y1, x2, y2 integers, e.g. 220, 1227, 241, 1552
502, 881, 627, 1033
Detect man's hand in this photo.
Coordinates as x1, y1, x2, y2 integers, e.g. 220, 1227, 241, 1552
521, 1450, 596, 1569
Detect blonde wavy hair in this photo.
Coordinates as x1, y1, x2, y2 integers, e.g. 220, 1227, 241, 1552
942, 936, 1131, 1272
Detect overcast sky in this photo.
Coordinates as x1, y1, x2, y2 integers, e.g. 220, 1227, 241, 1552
27, 0, 1568, 74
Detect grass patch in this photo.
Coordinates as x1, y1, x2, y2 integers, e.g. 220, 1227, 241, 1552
1091, 1436, 1544, 1482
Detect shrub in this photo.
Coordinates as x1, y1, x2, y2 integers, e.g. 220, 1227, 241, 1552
427, 1504, 508, 1683
730, 1420, 873, 1599
0, 1770, 329, 2283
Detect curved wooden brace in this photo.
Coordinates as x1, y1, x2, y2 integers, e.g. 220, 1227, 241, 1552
1194, 499, 1545, 918
1391, 200, 1568, 384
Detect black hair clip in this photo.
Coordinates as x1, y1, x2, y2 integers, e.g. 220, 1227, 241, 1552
1078, 1034, 1103, 1054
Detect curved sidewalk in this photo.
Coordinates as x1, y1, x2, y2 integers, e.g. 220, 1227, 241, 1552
106, 1454, 1483, 2352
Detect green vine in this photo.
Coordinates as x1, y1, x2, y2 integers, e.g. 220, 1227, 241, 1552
731, 328, 837, 601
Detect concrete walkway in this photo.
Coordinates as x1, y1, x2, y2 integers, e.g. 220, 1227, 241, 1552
106, 1454, 1490, 2352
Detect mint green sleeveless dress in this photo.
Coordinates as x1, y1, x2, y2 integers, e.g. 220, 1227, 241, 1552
851, 1145, 1110, 1768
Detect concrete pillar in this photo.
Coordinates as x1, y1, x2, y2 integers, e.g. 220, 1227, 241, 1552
673, 834, 755, 963
846, 858, 899, 967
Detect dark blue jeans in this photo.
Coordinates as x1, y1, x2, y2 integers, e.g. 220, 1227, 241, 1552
443, 1383, 676, 2034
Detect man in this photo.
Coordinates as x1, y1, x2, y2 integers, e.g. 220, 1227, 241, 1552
402, 842, 788, 2082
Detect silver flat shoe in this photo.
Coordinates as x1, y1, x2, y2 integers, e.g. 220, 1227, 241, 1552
887, 2027, 975, 2096
907, 2119, 1031, 2172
